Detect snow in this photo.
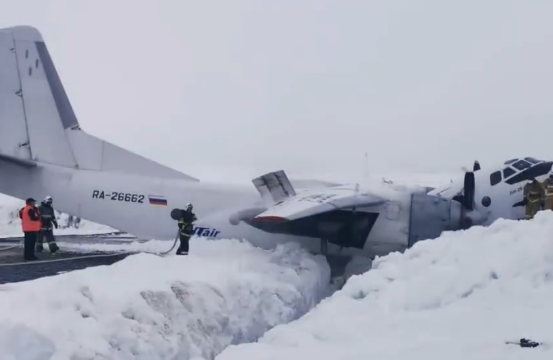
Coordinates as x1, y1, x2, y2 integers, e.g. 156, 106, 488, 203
0, 239, 331, 360
216, 211, 553, 360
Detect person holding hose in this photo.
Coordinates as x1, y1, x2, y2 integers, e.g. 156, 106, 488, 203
177, 203, 197, 255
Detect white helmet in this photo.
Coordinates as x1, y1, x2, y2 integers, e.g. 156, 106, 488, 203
45, 195, 53, 202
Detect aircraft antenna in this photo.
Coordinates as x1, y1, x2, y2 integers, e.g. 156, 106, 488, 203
362, 152, 368, 185
350, 152, 366, 250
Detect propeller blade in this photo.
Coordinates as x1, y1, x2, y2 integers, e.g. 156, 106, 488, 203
463, 171, 475, 210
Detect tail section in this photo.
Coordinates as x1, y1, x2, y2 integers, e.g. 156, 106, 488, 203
0, 26, 197, 181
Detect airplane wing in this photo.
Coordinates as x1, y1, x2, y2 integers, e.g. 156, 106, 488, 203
289, 179, 343, 189
251, 170, 388, 222
252, 186, 387, 222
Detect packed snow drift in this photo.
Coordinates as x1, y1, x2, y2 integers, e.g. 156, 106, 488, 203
217, 211, 553, 360
0, 239, 331, 360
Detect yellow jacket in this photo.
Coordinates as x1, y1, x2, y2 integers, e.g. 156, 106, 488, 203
524, 181, 545, 201
542, 178, 553, 196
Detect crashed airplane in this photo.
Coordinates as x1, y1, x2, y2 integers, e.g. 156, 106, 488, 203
0, 26, 550, 259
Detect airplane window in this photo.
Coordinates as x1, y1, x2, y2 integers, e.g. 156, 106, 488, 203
524, 157, 541, 164
481, 196, 491, 207
504, 158, 518, 165
490, 171, 501, 186
506, 162, 553, 185
512, 160, 531, 171
503, 167, 516, 178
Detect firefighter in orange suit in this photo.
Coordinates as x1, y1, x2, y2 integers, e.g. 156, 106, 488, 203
19, 198, 41, 261
542, 174, 553, 211
523, 179, 545, 219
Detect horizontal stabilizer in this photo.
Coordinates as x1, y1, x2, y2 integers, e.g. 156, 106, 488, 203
66, 130, 198, 180
253, 186, 386, 221
252, 170, 296, 204
0, 153, 36, 168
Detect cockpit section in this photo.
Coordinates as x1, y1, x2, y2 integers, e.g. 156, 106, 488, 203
503, 157, 542, 166
491, 157, 551, 186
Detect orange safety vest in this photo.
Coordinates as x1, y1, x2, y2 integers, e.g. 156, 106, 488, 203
20, 205, 41, 232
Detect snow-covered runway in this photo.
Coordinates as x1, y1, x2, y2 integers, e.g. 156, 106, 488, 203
0, 239, 331, 360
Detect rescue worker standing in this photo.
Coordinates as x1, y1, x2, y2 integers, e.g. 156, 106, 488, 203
523, 178, 545, 219
19, 198, 41, 261
177, 203, 197, 255
37, 195, 59, 253
541, 174, 553, 211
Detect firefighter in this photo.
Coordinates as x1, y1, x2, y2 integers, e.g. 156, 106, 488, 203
37, 195, 59, 253
177, 203, 197, 255
19, 198, 41, 261
542, 174, 553, 211
523, 178, 545, 219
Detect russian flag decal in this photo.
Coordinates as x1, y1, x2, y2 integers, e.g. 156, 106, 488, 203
148, 195, 167, 206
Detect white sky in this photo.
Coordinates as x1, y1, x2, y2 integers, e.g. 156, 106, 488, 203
2, 0, 553, 182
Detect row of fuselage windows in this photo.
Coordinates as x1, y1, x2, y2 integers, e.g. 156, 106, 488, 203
490, 159, 531, 186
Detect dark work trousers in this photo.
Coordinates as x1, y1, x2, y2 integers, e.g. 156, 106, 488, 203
23, 231, 38, 260
36, 229, 58, 252
177, 234, 190, 255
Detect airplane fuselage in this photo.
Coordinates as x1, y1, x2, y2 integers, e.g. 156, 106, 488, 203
0, 160, 338, 255
0, 158, 417, 258
3, 156, 551, 260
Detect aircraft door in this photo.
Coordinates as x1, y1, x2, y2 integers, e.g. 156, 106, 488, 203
318, 210, 380, 249
408, 193, 462, 247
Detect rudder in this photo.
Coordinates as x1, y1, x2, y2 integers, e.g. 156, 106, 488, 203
0, 26, 75, 166
0, 26, 197, 181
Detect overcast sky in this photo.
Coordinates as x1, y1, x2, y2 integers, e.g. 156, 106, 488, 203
2, 0, 553, 182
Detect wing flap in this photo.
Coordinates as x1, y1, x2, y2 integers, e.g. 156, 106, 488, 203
252, 170, 296, 204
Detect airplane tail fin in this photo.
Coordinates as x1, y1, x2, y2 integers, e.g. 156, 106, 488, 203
0, 26, 197, 181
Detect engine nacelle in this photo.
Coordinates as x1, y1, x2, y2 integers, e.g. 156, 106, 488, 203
407, 193, 463, 247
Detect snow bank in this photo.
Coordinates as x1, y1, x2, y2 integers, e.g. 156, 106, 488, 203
0, 194, 116, 237
217, 211, 553, 360
0, 239, 331, 360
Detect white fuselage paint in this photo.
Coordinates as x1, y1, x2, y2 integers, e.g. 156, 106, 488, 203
428, 163, 540, 225
1, 157, 551, 259
0, 160, 419, 258
0, 161, 330, 255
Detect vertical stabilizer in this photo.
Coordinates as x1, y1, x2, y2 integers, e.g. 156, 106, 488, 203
0, 26, 77, 167
0, 26, 197, 181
